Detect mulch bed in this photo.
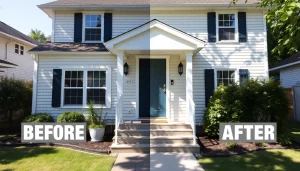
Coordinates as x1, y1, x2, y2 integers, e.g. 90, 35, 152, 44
0, 134, 113, 154
198, 136, 300, 157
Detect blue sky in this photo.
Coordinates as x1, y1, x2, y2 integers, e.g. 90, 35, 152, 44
0, 0, 54, 36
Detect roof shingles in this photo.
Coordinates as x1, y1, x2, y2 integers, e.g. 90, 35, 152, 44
0, 21, 39, 45
29, 43, 108, 52
270, 52, 300, 70
40, 0, 260, 6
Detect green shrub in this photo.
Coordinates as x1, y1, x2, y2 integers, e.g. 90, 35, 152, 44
278, 134, 293, 146
226, 142, 238, 148
204, 79, 290, 137
0, 77, 32, 128
254, 142, 268, 147
23, 113, 54, 122
57, 112, 85, 123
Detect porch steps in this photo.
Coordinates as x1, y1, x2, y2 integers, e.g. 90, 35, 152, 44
110, 122, 200, 153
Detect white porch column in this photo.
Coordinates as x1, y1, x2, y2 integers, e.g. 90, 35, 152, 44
186, 52, 193, 116
31, 54, 38, 114
117, 51, 124, 123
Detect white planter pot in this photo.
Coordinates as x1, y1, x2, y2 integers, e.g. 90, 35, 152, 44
89, 128, 105, 142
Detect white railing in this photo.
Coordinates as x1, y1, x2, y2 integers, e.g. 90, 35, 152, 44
114, 94, 123, 145
188, 94, 196, 145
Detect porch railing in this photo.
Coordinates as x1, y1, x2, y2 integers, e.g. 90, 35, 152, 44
188, 93, 196, 145
114, 94, 123, 145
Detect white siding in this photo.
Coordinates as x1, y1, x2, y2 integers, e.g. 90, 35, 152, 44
35, 54, 117, 120
54, 11, 74, 42
151, 10, 268, 124
46, 9, 268, 123
280, 64, 300, 88
0, 38, 34, 81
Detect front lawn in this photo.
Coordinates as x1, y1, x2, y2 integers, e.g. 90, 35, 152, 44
0, 147, 115, 171
199, 149, 300, 171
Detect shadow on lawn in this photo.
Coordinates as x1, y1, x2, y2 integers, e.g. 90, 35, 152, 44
200, 149, 300, 171
0, 147, 58, 165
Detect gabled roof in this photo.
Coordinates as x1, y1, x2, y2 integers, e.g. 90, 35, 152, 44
0, 59, 18, 68
0, 21, 39, 45
269, 52, 300, 71
40, 0, 260, 6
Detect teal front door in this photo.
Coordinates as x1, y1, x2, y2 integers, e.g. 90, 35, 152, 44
139, 59, 166, 117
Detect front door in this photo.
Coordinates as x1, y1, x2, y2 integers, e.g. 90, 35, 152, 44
139, 59, 166, 117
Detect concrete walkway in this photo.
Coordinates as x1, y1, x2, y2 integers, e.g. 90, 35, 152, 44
111, 153, 205, 171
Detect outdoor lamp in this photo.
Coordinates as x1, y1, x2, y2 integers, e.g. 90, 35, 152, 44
178, 62, 183, 76
124, 62, 129, 75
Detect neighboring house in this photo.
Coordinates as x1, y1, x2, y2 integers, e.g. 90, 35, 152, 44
0, 59, 17, 72
29, 0, 268, 152
0, 21, 39, 81
269, 52, 300, 121
269, 52, 300, 88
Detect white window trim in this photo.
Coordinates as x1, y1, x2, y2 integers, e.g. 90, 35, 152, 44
59, 66, 111, 108
82, 12, 105, 43
14, 44, 24, 55
216, 11, 239, 43
213, 67, 239, 89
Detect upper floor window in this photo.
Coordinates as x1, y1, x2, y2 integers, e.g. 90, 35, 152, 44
84, 14, 102, 42
15, 44, 24, 55
218, 14, 236, 41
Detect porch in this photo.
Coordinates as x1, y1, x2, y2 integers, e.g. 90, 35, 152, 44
104, 19, 205, 152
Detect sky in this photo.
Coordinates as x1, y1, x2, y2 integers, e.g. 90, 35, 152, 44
0, 0, 54, 36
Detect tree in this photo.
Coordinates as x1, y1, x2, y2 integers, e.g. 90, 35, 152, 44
233, 0, 300, 66
29, 29, 47, 43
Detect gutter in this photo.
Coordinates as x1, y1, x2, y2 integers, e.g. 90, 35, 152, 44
0, 31, 38, 47
269, 61, 300, 71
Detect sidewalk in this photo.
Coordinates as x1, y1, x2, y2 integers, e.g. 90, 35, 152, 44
111, 153, 205, 171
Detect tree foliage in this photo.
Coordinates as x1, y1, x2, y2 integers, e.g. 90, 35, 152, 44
29, 29, 48, 43
233, 0, 300, 66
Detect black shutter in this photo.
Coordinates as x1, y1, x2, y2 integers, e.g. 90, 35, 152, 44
52, 69, 62, 107
74, 13, 83, 42
104, 13, 113, 42
238, 12, 247, 42
207, 12, 216, 42
239, 69, 249, 85
205, 69, 215, 107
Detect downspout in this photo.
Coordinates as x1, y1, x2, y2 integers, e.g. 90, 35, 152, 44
4, 38, 12, 60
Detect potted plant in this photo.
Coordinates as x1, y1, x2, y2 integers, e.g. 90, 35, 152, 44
86, 101, 106, 142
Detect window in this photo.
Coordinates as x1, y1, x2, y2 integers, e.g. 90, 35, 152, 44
217, 70, 235, 86
84, 14, 102, 41
218, 14, 236, 41
20, 46, 24, 55
64, 71, 84, 105
15, 44, 19, 54
62, 69, 110, 107
87, 71, 106, 105
14, 44, 24, 55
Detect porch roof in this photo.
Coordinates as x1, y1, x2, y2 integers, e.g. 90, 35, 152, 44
104, 19, 206, 55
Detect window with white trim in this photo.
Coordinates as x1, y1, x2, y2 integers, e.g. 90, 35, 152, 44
15, 44, 24, 55
218, 14, 236, 41
64, 71, 84, 105
217, 70, 235, 86
87, 71, 106, 105
84, 14, 102, 41
62, 69, 110, 107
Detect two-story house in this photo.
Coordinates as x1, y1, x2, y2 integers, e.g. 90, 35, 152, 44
0, 21, 39, 80
29, 0, 268, 153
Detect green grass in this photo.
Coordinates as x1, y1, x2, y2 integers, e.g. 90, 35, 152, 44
199, 149, 300, 171
285, 121, 300, 142
0, 147, 116, 171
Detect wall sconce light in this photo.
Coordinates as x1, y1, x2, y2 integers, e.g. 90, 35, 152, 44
124, 62, 129, 75
178, 62, 183, 76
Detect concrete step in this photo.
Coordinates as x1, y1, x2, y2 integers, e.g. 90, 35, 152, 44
113, 136, 194, 144
119, 123, 191, 130
117, 129, 193, 136
110, 144, 200, 153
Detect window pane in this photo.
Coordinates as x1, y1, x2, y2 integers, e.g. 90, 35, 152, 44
20, 46, 24, 50
78, 71, 83, 79
64, 89, 83, 105
87, 89, 105, 105
217, 79, 223, 86
229, 71, 235, 79
15, 44, 19, 49
65, 79, 70, 87
20, 50, 24, 55
219, 21, 223, 27
85, 28, 101, 41
223, 71, 228, 78
217, 71, 222, 78
71, 71, 77, 78
224, 14, 229, 20
224, 21, 230, 27
65, 71, 71, 79
219, 14, 223, 20
230, 21, 235, 27
223, 79, 229, 86
230, 14, 235, 20
219, 28, 235, 41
